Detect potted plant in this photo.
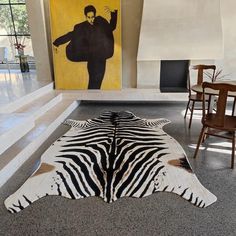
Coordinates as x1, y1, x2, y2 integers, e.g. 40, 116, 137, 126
204, 69, 230, 82
14, 43, 29, 72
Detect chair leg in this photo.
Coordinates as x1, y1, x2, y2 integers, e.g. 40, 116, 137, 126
231, 132, 235, 169
189, 101, 195, 129
193, 126, 207, 159
184, 100, 190, 119
202, 127, 209, 143
232, 98, 236, 116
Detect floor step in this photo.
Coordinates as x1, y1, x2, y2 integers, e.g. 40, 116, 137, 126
15, 91, 62, 119
0, 113, 34, 155
0, 91, 62, 155
0, 82, 54, 113
0, 99, 79, 188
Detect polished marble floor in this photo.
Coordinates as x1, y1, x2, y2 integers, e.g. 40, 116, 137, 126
0, 69, 50, 107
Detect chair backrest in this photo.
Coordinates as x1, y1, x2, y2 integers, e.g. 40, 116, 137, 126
202, 82, 236, 127
191, 64, 216, 85
187, 64, 216, 97
0, 47, 7, 62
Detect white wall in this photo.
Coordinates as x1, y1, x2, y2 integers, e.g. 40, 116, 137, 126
121, 0, 143, 87
215, 0, 236, 80
138, 0, 223, 60
26, 0, 52, 82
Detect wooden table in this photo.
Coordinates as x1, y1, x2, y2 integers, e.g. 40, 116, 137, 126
192, 80, 236, 97
191, 80, 236, 115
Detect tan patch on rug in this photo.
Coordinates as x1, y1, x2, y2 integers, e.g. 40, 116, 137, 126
168, 158, 193, 173
32, 163, 55, 177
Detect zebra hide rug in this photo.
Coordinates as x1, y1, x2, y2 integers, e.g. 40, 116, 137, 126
5, 111, 217, 213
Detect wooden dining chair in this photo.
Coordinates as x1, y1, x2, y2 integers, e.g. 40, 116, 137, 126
184, 65, 216, 128
193, 82, 236, 169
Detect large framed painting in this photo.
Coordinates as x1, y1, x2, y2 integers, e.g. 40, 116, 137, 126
50, 0, 122, 89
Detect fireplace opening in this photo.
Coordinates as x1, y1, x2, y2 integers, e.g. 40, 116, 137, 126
160, 60, 189, 92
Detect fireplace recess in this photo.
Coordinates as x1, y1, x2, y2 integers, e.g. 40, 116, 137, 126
160, 60, 189, 93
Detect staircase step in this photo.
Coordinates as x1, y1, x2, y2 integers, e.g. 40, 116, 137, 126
15, 91, 62, 119
0, 113, 34, 155
0, 82, 54, 113
0, 91, 62, 155
0, 98, 79, 188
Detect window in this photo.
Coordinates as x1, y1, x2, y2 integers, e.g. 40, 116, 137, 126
0, 0, 34, 63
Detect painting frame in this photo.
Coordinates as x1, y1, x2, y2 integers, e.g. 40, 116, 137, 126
50, 0, 122, 90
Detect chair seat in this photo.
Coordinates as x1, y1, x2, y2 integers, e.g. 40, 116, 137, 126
204, 114, 236, 131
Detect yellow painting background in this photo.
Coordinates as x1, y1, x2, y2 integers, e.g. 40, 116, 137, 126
50, 0, 122, 89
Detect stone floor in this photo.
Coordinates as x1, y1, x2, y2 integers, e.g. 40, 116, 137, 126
0, 101, 235, 236
0, 69, 49, 106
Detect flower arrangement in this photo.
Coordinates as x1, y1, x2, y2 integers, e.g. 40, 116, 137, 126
14, 43, 26, 55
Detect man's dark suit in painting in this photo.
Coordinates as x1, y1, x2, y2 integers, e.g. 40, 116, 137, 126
53, 10, 118, 89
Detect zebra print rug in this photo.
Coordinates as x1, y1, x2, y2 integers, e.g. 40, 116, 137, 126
5, 111, 217, 213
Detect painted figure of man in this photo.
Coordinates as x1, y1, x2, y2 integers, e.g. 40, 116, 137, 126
53, 5, 118, 89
